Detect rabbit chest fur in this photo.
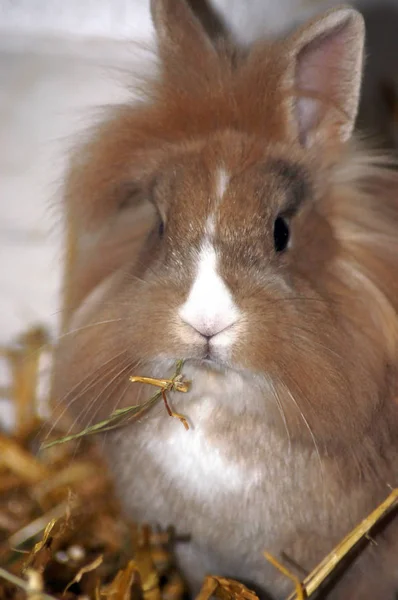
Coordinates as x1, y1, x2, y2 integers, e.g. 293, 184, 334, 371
104, 361, 398, 598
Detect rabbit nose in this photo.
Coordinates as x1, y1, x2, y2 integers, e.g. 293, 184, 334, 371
181, 314, 237, 339
178, 244, 240, 339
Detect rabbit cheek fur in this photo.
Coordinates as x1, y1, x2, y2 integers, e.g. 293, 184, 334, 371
53, 2, 398, 598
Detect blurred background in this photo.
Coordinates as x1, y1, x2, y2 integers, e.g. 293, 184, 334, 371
1, 0, 398, 428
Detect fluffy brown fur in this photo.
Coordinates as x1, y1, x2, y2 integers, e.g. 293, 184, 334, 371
54, 2, 398, 598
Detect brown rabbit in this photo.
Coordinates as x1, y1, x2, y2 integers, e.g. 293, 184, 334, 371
54, 1, 398, 598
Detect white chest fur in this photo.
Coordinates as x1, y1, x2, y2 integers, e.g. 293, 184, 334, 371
153, 400, 246, 495
145, 363, 263, 498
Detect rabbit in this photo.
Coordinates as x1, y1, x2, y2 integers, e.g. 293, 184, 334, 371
53, 1, 398, 598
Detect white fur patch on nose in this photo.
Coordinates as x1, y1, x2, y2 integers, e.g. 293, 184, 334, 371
216, 167, 229, 200
179, 244, 239, 338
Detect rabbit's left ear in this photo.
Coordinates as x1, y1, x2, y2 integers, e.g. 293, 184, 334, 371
151, 0, 217, 82
284, 8, 365, 147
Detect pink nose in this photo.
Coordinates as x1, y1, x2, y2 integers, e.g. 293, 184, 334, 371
178, 242, 240, 340
180, 314, 237, 339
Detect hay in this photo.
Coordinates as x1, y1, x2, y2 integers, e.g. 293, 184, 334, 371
42, 360, 190, 449
0, 326, 397, 599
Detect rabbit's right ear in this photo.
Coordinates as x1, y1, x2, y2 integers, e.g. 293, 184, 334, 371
151, 0, 217, 81
283, 7, 365, 147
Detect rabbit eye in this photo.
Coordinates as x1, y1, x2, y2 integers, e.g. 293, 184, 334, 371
158, 219, 165, 237
273, 216, 290, 252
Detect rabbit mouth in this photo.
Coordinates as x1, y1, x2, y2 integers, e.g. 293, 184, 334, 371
183, 355, 234, 375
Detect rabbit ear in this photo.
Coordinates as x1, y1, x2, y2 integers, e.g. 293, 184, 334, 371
285, 7, 365, 146
151, 0, 216, 79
